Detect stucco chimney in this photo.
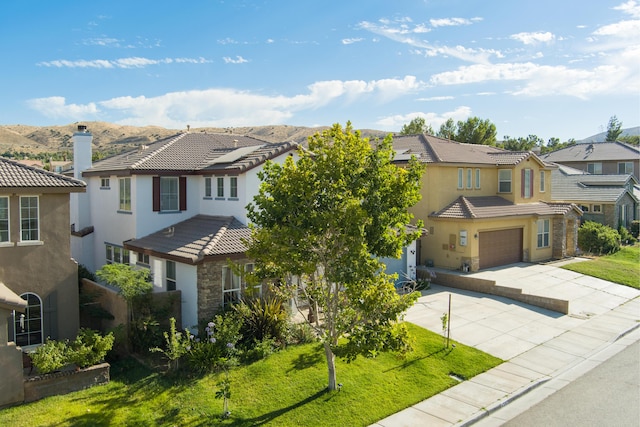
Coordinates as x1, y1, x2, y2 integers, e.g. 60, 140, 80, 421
72, 125, 93, 180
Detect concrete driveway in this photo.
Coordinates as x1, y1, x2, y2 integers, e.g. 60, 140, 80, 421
372, 260, 640, 427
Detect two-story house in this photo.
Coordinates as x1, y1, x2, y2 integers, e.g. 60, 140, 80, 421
542, 141, 640, 181
391, 135, 581, 272
71, 127, 298, 329
0, 157, 86, 346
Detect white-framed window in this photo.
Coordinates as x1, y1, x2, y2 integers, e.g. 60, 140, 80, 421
119, 177, 131, 211
587, 162, 602, 174
618, 162, 633, 175
20, 196, 39, 242
540, 171, 545, 192
498, 170, 512, 193
475, 169, 481, 189
466, 169, 472, 189
523, 169, 532, 198
457, 168, 463, 189
204, 177, 212, 198
106, 244, 130, 265
100, 177, 110, 189
217, 177, 224, 198
160, 177, 179, 211
592, 204, 602, 213
137, 252, 150, 266
230, 177, 238, 198
166, 260, 176, 291
222, 265, 241, 307
0, 196, 9, 243
537, 219, 550, 248
14, 292, 43, 347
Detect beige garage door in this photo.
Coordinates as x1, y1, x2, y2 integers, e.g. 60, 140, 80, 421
479, 228, 523, 269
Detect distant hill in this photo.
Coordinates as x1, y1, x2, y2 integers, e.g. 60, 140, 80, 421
0, 122, 390, 155
578, 126, 640, 143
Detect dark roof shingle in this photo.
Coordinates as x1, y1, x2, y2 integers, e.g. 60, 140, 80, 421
0, 157, 86, 190
430, 196, 577, 219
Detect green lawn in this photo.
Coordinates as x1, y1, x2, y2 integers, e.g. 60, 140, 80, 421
562, 245, 640, 289
0, 323, 501, 426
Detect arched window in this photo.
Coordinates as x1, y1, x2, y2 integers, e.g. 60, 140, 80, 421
14, 292, 43, 346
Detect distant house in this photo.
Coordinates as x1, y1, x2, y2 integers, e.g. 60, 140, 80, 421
16, 159, 43, 169
50, 160, 73, 174
0, 157, 86, 347
71, 128, 298, 329
542, 141, 640, 181
551, 165, 638, 230
391, 135, 581, 272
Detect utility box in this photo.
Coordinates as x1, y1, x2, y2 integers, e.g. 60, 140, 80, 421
459, 230, 467, 247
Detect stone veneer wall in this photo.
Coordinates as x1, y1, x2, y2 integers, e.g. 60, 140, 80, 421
23, 362, 110, 403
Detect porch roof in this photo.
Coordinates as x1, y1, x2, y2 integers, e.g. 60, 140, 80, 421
430, 196, 578, 219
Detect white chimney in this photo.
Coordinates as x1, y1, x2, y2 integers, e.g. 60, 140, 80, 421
71, 125, 93, 233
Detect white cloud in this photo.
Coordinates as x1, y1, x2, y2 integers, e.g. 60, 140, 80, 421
510, 31, 555, 45
223, 56, 249, 64
614, 0, 640, 18
416, 96, 454, 101
592, 19, 640, 37
376, 106, 472, 129
342, 37, 364, 45
28, 76, 424, 128
82, 37, 122, 47
37, 57, 212, 68
429, 17, 473, 27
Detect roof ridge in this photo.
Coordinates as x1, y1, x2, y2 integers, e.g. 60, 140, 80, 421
0, 157, 85, 187
131, 133, 186, 169
459, 196, 476, 218
199, 216, 234, 259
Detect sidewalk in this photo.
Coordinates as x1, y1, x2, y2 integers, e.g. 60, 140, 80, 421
371, 262, 640, 427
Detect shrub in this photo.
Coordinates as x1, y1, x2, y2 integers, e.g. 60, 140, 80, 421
287, 322, 318, 345
151, 317, 192, 372
69, 328, 115, 368
630, 220, 640, 238
578, 221, 620, 255
31, 339, 70, 374
618, 226, 637, 245
233, 297, 289, 347
242, 337, 278, 362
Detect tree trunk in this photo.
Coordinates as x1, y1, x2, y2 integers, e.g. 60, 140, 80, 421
324, 341, 337, 391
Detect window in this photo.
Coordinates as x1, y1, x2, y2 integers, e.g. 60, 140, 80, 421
20, 196, 39, 242
540, 171, 545, 192
119, 177, 131, 211
222, 266, 241, 307
537, 219, 550, 248
475, 169, 481, 189
106, 244, 130, 264
592, 204, 602, 213
457, 168, 463, 189
466, 169, 472, 189
204, 177, 212, 198
498, 170, 512, 193
522, 169, 533, 198
618, 162, 633, 175
14, 293, 42, 346
100, 177, 110, 188
0, 196, 8, 243
230, 177, 238, 198
160, 177, 179, 211
137, 252, 150, 266
581, 205, 590, 213
587, 163, 602, 174
217, 177, 224, 198
166, 261, 176, 291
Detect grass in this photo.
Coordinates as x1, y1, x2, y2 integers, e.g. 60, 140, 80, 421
562, 244, 640, 289
0, 323, 501, 426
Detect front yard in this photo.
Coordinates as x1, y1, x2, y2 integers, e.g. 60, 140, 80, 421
0, 323, 501, 426
562, 245, 640, 289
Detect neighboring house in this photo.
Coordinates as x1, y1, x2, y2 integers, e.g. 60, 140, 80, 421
16, 159, 43, 169
542, 141, 640, 181
551, 164, 638, 230
391, 134, 582, 272
71, 127, 298, 329
50, 160, 73, 174
0, 157, 86, 347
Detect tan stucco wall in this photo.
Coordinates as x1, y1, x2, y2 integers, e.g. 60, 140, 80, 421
0, 193, 79, 341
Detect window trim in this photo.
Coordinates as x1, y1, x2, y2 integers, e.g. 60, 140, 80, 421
587, 162, 602, 174
592, 204, 602, 213
466, 168, 472, 189
498, 169, 512, 193
537, 219, 550, 248
19, 196, 40, 242
160, 176, 179, 212
14, 292, 43, 347
136, 251, 150, 266
522, 169, 533, 199
222, 265, 241, 307
474, 168, 481, 189
539, 171, 545, 192
204, 177, 212, 198
166, 260, 177, 291
0, 196, 9, 243
217, 177, 224, 198
119, 177, 132, 212
106, 243, 130, 265
230, 177, 238, 199
100, 177, 110, 189
457, 168, 463, 190
618, 161, 633, 175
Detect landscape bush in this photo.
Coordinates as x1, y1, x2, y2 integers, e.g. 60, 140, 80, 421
31, 339, 70, 374
578, 221, 620, 255
233, 296, 289, 347
630, 220, 639, 238
618, 225, 637, 245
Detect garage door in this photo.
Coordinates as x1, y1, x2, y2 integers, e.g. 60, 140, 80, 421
479, 228, 523, 269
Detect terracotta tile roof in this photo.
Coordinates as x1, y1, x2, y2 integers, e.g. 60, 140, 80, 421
542, 141, 640, 162
124, 215, 250, 264
430, 196, 576, 219
391, 134, 547, 166
0, 157, 86, 191
84, 132, 297, 176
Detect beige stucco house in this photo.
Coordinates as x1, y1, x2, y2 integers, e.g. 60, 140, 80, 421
392, 134, 582, 272
0, 157, 86, 346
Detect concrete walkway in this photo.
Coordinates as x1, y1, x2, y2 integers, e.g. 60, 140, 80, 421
371, 261, 640, 427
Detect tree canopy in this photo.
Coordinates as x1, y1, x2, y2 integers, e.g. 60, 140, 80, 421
246, 122, 424, 390
606, 115, 623, 142
400, 117, 434, 135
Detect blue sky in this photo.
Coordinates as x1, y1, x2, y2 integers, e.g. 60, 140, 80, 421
0, 0, 638, 142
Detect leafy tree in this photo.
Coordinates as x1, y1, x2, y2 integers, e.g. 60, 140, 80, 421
501, 135, 544, 152
605, 115, 623, 142
96, 263, 152, 324
436, 118, 456, 140
455, 117, 497, 145
618, 135, 639, 146
246, 122, 423, 390
400, 117, 434, 135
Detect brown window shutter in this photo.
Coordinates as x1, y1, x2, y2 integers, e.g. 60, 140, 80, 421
179, 176, 187, 211
153, 176, 160, 211
530, 170, 534, 196
521, 169, 525, 197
